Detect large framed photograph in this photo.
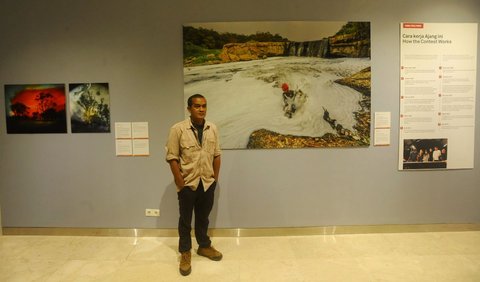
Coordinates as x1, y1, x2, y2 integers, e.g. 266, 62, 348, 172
183, 21, 371, 149
4, 84, 67, 134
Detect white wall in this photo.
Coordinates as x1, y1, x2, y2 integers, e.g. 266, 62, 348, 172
0, 0, 479, 229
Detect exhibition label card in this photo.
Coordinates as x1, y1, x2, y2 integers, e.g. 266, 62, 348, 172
116, 139, 133, 156
114, 121, 150, 157
115, 122, 132, 139
374, 112, 391, 146
132, 122, 149, 139
133, 139, 150, 156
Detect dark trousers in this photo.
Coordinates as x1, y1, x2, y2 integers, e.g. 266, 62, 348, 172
177, 180, 216, 253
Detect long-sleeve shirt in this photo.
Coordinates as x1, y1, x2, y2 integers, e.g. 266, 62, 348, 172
165, 118, 221, 191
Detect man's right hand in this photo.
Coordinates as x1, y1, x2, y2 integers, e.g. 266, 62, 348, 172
168, 159, 185, 189
175, 176, 185, 189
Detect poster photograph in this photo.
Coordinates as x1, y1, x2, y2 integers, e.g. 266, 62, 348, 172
399, 23, 477, 170
183, 21, 371, 149
69, 83, 110, 133
402, 138, 448, 170
4, 84, 67, 134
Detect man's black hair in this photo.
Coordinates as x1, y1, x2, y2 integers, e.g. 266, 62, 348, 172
187, 94, 206, 107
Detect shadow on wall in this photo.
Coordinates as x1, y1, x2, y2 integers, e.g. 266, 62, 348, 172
160, 183, 181, 227
211, 183, 220, 228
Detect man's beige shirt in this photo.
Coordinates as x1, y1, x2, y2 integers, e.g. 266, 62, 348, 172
165, 118, 221, 191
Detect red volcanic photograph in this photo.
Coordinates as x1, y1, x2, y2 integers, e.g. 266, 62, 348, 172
4, 84, 67, 133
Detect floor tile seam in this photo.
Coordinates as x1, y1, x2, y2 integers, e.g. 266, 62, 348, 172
297, 255, 373, 280
1, 239, 53, 260
353, 253, 480, 270
113, 245, 138, 263
353, 254, 428, 280
126, 242, 178, 262
65, 255, 129, 262
64, 237, 138, 261
30, 259, 72, 282
45, 260, 126, 282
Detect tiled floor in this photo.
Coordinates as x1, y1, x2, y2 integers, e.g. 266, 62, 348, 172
0, 231, 479, 281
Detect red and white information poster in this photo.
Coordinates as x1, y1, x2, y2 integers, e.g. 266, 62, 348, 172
399, 23, 477, 170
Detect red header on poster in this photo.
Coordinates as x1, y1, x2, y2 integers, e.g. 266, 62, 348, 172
403, 23, 424, 29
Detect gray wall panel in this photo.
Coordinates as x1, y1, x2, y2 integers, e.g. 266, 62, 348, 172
0, 0, 479, 229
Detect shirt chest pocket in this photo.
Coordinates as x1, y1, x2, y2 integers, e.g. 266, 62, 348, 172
204, 136, 216, 154
180, 138, 198, 162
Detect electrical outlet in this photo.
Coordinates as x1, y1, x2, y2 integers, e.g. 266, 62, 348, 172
145, 209, 160, 217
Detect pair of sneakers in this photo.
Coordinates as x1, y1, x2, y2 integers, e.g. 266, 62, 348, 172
179, 246, 222, 276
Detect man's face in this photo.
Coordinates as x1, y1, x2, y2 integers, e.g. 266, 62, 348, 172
188, 97, 207, 122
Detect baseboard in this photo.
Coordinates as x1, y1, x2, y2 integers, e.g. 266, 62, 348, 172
2, 223, 480, 237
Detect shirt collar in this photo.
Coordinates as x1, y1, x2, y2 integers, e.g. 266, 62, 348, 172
188, 118, 210, 130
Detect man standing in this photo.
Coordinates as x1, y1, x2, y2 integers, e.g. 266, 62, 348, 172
165, 94, 222, 276
432, 146, 441, 161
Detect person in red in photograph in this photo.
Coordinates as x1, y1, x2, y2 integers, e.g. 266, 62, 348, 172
281, 83, 297, 118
